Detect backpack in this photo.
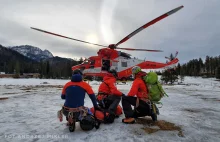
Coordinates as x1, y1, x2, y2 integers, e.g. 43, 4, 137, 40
142, 72, 168, 103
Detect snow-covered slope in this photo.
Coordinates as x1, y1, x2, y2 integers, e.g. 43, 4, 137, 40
9, 45, 53, 61
0, 77, 219, 142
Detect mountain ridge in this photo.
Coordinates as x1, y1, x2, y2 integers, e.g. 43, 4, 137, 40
9, 45, 53, 62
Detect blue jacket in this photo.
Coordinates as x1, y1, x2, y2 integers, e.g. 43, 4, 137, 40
61, 74, 98, 108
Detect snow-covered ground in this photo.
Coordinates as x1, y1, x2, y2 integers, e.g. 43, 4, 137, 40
0, 77, 220, 142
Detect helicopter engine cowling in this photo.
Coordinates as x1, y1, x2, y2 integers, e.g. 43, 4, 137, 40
97, 48, 119, 59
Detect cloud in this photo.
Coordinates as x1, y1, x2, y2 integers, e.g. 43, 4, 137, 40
0, 0, 219, 64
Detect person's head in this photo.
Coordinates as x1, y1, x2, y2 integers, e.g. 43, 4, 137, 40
108, 69, 118, 78
72, 69, 83, 75
131, 66, 141, 76
71, 69, 83, 82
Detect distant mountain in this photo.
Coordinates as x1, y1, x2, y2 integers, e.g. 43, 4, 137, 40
0, 44, 39, 74
9, 45, 53, 62
0, 45, 37, 63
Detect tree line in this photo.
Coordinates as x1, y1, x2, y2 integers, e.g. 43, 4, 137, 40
176, 55, 220, 78
161, 54, 220, 84
38, 57, 80, 79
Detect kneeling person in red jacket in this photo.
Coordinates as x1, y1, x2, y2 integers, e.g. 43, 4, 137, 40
122, 66, 152, 124
96, 69, 124, 123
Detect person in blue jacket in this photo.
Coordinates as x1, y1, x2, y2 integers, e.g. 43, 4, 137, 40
60, 69, 101, 131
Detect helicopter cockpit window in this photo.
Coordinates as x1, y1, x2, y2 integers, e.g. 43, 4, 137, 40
121, 62, 127, 67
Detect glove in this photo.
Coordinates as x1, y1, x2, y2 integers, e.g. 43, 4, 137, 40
94, 106, 103, 112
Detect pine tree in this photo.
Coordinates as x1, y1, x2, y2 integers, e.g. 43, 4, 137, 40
170, 69, 178, 84
14, 61, 20, 78
78, 57, 84, 64
46, 61, 50, 78
180, 69, 185, 83
213, 57, 218, 76
176, 63, 181, 75
210, 57, 214, 76
199, 58, 203, 75
205, 56, 210, 76
216, 66, 220, 79
160, 53, 179, 84
161, 70, 170, 84
161, 69, 178, 84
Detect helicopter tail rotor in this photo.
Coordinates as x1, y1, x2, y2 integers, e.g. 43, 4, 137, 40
165, 51, 179, 61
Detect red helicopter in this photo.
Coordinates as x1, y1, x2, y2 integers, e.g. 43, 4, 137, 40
31, 6, 183, 80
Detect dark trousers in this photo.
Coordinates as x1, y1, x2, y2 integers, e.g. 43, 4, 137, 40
122, 96, 151, 118
99, 95, 121, 114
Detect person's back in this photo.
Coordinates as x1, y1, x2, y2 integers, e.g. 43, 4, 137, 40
96, 69, 123, 123
61, 74, 93, 108
98, 73, 122, 98
59, 70, 101, 132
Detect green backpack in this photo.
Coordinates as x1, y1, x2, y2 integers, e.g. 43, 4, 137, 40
142, 72, 168, 103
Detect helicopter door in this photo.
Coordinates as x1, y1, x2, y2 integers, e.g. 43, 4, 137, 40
111, 61, 118, 71
101, 59, 110, 71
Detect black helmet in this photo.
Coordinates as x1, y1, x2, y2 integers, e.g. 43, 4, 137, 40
108, 69, 118, 78
80, 115, 95, 131
72, 69, 83, 75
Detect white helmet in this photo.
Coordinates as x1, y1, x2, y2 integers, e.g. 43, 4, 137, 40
131, 66, 141, 75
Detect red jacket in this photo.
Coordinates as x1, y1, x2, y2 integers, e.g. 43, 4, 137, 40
97, 74, 122, 100
127, 71, 148, 100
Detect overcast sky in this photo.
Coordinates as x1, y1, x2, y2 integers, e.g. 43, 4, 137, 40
0, 0, 219, 64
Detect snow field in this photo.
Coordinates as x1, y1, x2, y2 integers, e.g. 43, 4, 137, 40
0, 77, 219, 142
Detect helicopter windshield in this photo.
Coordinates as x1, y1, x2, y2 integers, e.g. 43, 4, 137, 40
119, 51, 131, 58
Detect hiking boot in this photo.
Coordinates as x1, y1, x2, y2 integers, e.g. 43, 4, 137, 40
105, 113, 115, 123
122, 118, 135, 124
151, 113, 157, 122
156, 106, 160, 115
69, 122, 75, 132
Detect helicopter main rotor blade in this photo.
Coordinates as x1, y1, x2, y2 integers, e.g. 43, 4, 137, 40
115, 5, 184, 47
117, 47, 163, 52
30, 27, 107, 47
